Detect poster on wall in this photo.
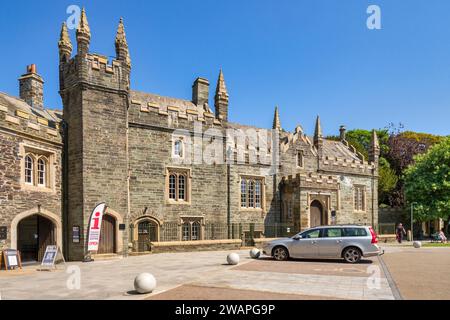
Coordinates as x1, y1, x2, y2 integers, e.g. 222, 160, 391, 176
87, 203, 107, 251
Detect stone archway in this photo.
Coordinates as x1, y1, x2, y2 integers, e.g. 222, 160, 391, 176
101, 208, 124, 255
310, 200, 324, 228
11, 208, 62, 255
133, 216, 161, 252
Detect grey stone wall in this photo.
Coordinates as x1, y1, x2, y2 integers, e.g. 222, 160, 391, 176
0, 129, 62, 250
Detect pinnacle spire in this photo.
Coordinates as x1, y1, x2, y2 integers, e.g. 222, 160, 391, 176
76, 8, 91, 39
314, 115, 322, 139
58, 22, 72, 50
115, 17, 128, 48
115, 17, 130, 66
273, 106, 281, 130
371, 129, 380, 149
215, 69, 228, 97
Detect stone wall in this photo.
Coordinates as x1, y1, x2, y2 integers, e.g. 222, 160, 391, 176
0, 126, 62, 250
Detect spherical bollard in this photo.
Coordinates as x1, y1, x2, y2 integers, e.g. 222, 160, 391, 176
134, 273, 157, 294
413, 241, 422, 249
249, 248, 261, 259
227, 252, 240, 265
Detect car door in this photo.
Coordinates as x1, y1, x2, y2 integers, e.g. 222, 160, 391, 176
318, 227, 345, 258
290, 229, 321, 258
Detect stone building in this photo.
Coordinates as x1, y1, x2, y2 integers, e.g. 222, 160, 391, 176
0, 10, 379, 261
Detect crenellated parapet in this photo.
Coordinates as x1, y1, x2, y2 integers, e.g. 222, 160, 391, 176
128, 92, 224, 130
281, 172, 339, 190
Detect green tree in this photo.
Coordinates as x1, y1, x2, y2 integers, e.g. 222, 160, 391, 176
404, 137, 450, 221
378, 157, 399, 205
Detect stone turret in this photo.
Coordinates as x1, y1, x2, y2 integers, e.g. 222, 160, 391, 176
115, 18, 131, 67
273, 106, 281, 130
214, 69, 229, 122
18, 64, 44, 109
314, 115, 323, 156
76, 8, 90, 55
58, 22, 72, 63
59, 9, 130, 260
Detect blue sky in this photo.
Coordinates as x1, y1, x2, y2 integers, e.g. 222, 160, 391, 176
0, 0, 449, 136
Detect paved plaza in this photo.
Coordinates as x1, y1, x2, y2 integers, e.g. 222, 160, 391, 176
0, 244, 448, 300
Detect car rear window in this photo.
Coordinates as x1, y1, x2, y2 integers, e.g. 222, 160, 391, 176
342, 228, 367, 237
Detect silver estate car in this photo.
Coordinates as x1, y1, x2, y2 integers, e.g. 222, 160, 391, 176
262, 225, 383, 263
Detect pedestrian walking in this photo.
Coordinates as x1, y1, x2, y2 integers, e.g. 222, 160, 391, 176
396, 223, 406, 243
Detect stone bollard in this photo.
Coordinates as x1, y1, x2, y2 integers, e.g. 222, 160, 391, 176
249, 248, 261, 259
227, 253, 240, 265
134, 273, 157, 294
413, 241, 422, 248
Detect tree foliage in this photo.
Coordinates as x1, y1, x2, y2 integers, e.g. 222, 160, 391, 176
404, 137, 450, 221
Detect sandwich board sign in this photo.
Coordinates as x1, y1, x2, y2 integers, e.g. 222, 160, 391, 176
87, 203, 107, 252
38, 245, 65, 271
2, 249, 22, 270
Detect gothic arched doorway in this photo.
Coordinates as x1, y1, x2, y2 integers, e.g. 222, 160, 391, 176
98, 214, 116, 254
310, 200, 324, 227
17, 214, 55, 262
137, 220, 158, 252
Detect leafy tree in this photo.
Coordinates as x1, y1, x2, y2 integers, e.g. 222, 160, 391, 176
404, 137, 450, 221
386, 131, 445, 207
378, 157, 399, 205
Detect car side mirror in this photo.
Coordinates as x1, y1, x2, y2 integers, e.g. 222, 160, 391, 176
293, 236, 301, 240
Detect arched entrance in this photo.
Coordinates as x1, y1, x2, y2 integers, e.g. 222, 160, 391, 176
310, 200, 324, 227
137, 220, 158, 252
98, 214, 116, 254
17, 214, 55, 262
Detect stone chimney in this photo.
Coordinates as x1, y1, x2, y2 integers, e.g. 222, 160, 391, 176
192, 77, 209, 106
19, 64, 44, 109
339, 125, 346, 141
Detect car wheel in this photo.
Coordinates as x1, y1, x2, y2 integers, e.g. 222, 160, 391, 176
343, 247, 362, 263
273, 246, 289, 261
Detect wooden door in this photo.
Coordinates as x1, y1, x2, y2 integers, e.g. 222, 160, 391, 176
98, 214, 116, 254
310, 201, 323, 227
37, 216, 55, 261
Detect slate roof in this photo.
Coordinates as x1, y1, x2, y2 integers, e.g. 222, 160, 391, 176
130, 90, 213, 116
0, 91, 62, 124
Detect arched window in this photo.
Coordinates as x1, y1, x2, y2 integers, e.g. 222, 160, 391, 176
37, 158, 46, 186
167, 169, 190, 202
169, 174, 176, 199
240, 177, 264, 209
174, 140, 183, 157
240, 179, 247, 208
191, 222, 200, 240
25, 155, 33, 185
182, 222, 190, 241
178, 175, 186, 200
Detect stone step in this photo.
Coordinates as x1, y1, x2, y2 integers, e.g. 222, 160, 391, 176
90, 253, 123, 261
